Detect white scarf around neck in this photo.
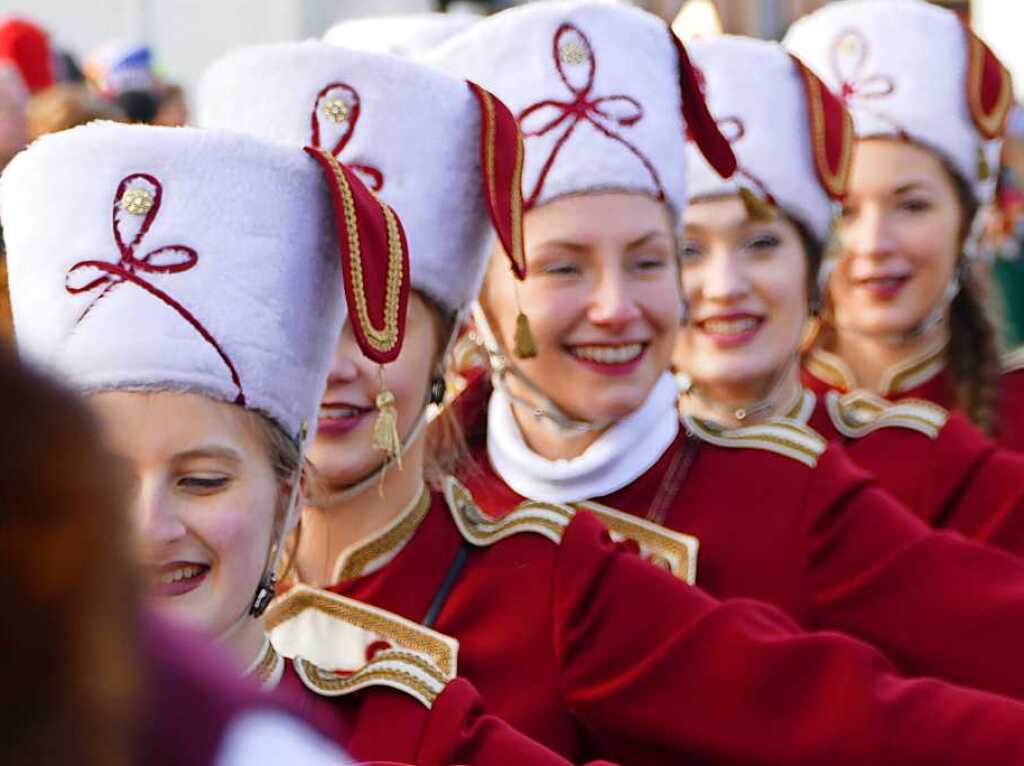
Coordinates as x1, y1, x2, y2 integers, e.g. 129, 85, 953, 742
487, 372, 680, 503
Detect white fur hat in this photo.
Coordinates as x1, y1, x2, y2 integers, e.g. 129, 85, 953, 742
197, 40, 524, 319
323, 12, 479, 58
686, 36, 854, 242
784, 0, 1012, 206
425, 0, 735, 213
1, 121, 346, 444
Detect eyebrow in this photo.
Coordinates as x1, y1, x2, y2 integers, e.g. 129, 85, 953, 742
173, 446, 243, 464
891, 180, 934, 195
625, 231, 671, 250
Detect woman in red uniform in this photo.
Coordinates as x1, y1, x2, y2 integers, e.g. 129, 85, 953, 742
783, 0, 1024, 451
407, 0, 1024, 704
196, 9, 1024, 766
672, 36, 1024, 555
0, 120, 613, 766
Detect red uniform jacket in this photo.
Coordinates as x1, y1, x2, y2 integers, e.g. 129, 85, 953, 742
271, 482, 1024, 766
248, 638, 608, 766
455, 376, 1024, 705
802, 343, 1024, 451
793, 387, 1024, 555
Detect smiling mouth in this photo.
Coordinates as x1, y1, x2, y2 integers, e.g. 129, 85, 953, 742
568, 343, 646, 365
320, 403, 373, 419
158, 563, 208, 584
697, 316, 763, 336
148, 562, 210, 598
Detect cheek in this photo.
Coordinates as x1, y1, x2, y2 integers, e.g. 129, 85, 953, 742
203, 486, 277, 575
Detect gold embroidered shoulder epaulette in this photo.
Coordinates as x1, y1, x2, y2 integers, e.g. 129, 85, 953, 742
292, 647, 450, 708
244, 637, 286, 691
683, 414, 826, 468
573, 500, 699, 584
444, 475, 574, 547
265, 584, 458, 708
1003, 345, 1024, 373
825, 390, 948, 440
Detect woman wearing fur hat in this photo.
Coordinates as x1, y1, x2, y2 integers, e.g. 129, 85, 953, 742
784, 0, 1024, 452
195, 9, 1024, 766
0, 120, 630, 766
674, 36, 1024, 557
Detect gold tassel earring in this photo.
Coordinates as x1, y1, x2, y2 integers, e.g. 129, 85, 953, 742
513, 285, 537, 359
372, 368, 402, 470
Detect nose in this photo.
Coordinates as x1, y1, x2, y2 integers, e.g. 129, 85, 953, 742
588, 267, 642, 328
135, 481, 187, 550
325, 324, 361, 386
842, 204, 895, 262
700, 246, 750, 304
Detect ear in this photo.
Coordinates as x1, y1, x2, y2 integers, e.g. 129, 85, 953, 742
962, 22, 1013, 140
791, 53, 854, 201
466, 81, 527, 280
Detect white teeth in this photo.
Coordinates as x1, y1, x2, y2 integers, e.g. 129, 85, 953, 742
320, 406, 362, 419
701, 317, 759, 335
571, 343, 644, 364
159, 565, 205, 584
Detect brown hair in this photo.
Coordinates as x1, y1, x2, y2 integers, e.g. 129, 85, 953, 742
26, 83, 125, 141
0, 348, 138, 766
946, 163, 1001, 434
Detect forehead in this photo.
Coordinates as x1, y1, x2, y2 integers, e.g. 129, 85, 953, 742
89, 390, 260, 463
523, 191, 674, 243
848, 138, 952, 194
683, 195, 749, 230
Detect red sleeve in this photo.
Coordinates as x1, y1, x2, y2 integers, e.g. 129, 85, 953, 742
416, 678, 617, 766
997, 369, 1024, 452
555, 509, 1024, 766
805, 444, 1024, 699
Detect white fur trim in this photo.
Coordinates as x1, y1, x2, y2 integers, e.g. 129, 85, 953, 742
324, 12, 480, 58
1, 121, 344, 443
687, 37, 834, 241
427, 0, 688, 213
197, 40, 492, 316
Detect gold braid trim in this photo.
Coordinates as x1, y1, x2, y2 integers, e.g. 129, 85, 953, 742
316, 147, 403, 355
799, 62, 852, 199
334, 486, 430, 582
882, 342, 946, 396
1003, 345, 1024, 373
476, 86, 525, 277
967, 32, 1012, 139
826, 390, 947, 440
574, 500, 699, 584
444, 476, 573, 547
685, 415, 825, 468
295, 652, 444, 707
265, 585, 457, 676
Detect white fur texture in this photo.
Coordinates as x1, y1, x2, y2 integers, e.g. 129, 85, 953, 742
687, 37, 834, 241
784, 0, 1002, 205
323, 12, 479, 58
426, 0, 688, 213
197, 41, 492, 316
1, 121, 344, 443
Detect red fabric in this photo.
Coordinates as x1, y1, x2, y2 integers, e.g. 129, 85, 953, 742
326, 491, 1024, 765
790, 54, 853, 200
961, 21, 1012, 139
275, 658, 609, 766
467, 82, 526, 280
668, 28, 736, 179
0, 18, 52, 94
455, 376, 1024, 704
310, 83, 384, 191
806, 393, 1024, 555
305, 147, 409, 365
801, 361, 1024, 453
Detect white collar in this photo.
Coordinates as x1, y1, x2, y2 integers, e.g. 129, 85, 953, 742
487, 373, 680, 503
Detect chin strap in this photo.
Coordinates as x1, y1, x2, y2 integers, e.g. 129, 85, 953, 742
216, 420, 310, 644
470, 302, 611, 435
680, 352, 800, 425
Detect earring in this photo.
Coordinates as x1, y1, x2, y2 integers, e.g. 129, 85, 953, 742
429, 376, 446, 405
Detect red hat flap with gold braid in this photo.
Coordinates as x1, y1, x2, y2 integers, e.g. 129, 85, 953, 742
792, 54, 854, 201
962, 22, 1013, 140
668, 28, 736, 180
304, 146, 410, 364
467, 81, 526, 280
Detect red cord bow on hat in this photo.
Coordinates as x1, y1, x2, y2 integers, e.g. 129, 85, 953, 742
64, 173, 245, 403
311, 83, 386, 192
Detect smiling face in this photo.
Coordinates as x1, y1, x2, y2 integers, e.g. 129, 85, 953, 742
675, 195, 810, 396
480, 191, 682, 423
308, 292, 442, 491
90, 391, 282, 638
831, 138, 967, 337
